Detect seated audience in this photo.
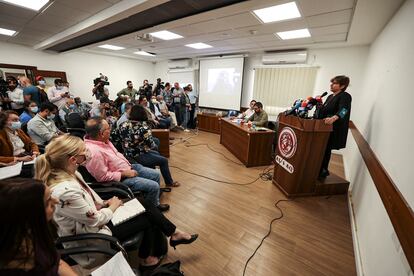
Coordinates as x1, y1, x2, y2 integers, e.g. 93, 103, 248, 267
6, 76, 24, 114
34, 135, 197, 268
74, 97, 91, 119
0, 111, 39, 164
47, 79, 70, 110
0, 178, 77, 275
138, 96, 165, 129
20, 77, 42, 107
157, 95, 177, 128
114, 105, 180, 187
20, 101, 38, 124
27, 103, 63, 146
84, 118, 169, 211
238, 100, 256, 120
116, 102, 133, 128
149, 96, 172, 129
247, 102, 268, 127
59, 98, 77, 124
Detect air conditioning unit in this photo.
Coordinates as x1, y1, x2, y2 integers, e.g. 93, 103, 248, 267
262, 51, 307, 65
168, 59, 192, 69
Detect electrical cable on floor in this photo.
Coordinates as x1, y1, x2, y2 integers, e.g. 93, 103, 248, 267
183, 142, 244, 165
242, 199, 292, 276
170, 131, 199, 147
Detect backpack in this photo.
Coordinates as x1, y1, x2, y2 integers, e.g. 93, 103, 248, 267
149, 261, 184, 276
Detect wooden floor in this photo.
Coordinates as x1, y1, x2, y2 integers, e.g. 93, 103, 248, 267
156, 130, 356, 276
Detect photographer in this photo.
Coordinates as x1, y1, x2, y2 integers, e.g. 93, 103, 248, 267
47, 79, 71, 110
139, 79, 153, 101
152, 78, 164, 97
92, 75, 110, 100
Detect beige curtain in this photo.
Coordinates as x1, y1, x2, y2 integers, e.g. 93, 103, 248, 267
253, 67, 318, 115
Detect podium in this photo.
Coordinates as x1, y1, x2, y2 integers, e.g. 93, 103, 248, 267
273, 114, 349, 197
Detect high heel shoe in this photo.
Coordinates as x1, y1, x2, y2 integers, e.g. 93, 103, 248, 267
169, 234, 198, 250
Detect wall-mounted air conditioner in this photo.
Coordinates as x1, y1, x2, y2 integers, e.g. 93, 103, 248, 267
262, 51, 307, 65
168, 59, 192, 69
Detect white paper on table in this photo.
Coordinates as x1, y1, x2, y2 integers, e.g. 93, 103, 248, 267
0, 162, 23, 180
91, 251, 135, 276
23, 158, 36, 165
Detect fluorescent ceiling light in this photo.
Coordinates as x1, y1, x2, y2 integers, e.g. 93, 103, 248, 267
98, 44, 125, 50
2, 0, 49, 11
149, 30, 183, 40
185, 43, 212, 49
253, 2, 301, 23
276, 28, 311, 40
0, 27, 16, 36
134, 51, 155, 57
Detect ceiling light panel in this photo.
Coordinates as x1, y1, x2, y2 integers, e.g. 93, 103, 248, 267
185, 43, 212, 49
1, 0, 49, 11
276, 28, 311, 40
149, 30, 183, 40
0, 27, 17, 36
98, 44, 125, 50
134, 51, 155, 56
253, 2, 301, 24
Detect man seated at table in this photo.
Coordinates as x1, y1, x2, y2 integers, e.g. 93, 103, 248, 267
247, 102, 268, 127
238, 100, 256, 120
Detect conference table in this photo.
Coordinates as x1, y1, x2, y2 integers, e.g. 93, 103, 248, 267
219, 118, 275, 167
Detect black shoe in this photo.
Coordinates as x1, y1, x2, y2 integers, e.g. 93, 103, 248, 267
319, 169, 330, 178
157, 204, 170, 212
169, 234, 198, 250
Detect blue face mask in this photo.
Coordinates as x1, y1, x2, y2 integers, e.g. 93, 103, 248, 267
56, 86, 63, 90
30, 106, 38, 113
38, 80, 46, 86
69, 104, 75, 109
11, 121, 22, 130
47, 114, 55, 120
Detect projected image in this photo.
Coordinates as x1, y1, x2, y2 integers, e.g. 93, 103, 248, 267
207, 68, 241, 94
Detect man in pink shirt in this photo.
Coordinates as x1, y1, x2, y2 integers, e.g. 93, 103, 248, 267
84, 117, 169, 211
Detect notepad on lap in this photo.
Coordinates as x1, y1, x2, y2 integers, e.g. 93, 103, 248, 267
111, 198, 145, 226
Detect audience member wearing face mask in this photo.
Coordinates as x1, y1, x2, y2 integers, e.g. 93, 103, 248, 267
19, 101, 39, 125
0, 110, 39, 171
6, 76, 25, 115
27, 103, 63, 146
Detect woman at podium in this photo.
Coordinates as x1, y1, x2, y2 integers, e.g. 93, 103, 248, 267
318, 75, 352, 178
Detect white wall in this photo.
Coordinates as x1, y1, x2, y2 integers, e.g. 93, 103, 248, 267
241, 46, 369, 108
344, 0, 414, 275
0, 41, 154, 102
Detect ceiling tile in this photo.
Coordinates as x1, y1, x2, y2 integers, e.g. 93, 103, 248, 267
310, 23, 349, 36
296, 0, 355, 16
312, 33, 347, 42
57, 0, 113, 14
306, 9, 352, 27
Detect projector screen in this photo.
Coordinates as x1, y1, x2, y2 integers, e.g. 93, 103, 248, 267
198, 57, 244, 110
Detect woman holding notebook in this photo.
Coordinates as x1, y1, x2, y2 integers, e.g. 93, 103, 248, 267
34, 135, 197, 269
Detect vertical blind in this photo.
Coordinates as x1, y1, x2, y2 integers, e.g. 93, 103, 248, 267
253, 67, 318, 111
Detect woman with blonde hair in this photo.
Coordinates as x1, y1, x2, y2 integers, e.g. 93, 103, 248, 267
35, 135, 197, 269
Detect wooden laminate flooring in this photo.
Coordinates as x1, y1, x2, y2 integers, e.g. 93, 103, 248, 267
155, 130, 356, 276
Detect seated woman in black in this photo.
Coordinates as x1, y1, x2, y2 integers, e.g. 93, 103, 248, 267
0, 178, 76, 275
318, 75, 352, 178
113, 105, 180, 187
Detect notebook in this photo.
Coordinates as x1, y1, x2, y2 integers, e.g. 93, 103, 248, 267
111, 198, 146, 226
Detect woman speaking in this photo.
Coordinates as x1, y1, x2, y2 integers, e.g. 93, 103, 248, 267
319, 75, 352, 178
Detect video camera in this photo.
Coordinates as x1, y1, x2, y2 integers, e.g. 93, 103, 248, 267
93, 73, 110, 86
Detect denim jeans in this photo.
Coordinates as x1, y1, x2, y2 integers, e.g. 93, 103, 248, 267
136, 150, 174, 185
122, 163, 161, 206
182, 108, 189, 129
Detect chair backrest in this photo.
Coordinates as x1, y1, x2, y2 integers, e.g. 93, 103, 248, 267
77, 166, 97, 183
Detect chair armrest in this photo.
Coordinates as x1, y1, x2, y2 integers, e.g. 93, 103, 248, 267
92, 186, 131, 199
59, 246, 118, 259
89, 182, 135, 198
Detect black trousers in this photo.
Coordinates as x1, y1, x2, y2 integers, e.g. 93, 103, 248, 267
320, 143, 332, 173
189, 104, 196, 128
108, 197, 176, 258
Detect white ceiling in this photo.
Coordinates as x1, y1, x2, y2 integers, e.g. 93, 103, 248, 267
0, 0, 405, 61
